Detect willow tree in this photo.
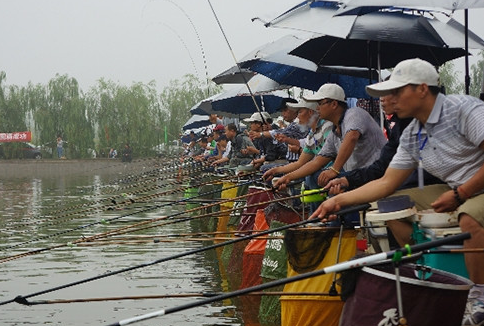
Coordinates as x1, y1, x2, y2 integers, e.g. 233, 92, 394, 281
33, 74, 94, 158
469, 50, 484, 98
160, 74, 221, 143
87, 79, 162, 157
0, 74, 28, 134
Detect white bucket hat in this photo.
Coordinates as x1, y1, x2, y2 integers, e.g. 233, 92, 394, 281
366, 58, 440, 98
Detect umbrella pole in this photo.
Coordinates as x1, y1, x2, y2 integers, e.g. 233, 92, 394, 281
378, 42, 384, 132
465, 9, 470, 95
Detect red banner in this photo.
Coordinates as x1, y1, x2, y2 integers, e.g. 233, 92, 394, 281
0, 131, 32, 142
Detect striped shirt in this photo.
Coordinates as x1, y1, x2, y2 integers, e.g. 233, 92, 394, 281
303, 119, 333, 156
270, 120, 309, 162
390, 93, 484, 189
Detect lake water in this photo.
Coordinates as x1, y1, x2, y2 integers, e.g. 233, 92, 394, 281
0, 161, 244, 326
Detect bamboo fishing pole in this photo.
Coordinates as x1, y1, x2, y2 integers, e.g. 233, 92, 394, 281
42, 159, 209, 215
22, 291, 338, 305
102, 232, 471, 326
19, 164, 236, 227
0, 183, 271, 262
4, 169, 224, 233
2, 204, 370, 307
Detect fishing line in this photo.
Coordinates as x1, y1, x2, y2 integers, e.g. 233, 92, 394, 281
143, 0, 210, 92
163, 0, 210, 91
206, 0, 266, 123
4, 204, 371, 307
147, 21, 200, 78
1, 177, 259, 252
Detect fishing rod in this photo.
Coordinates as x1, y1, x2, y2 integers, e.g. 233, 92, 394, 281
88, 156, 202, 194
103, 232, 471, 326
71, 223, 388, 247
83, 183, 299, 240
1, 177, 261, 252
74, 223, 387, 244
207, 0, 268, 124
0, 181, 273, 263
4, 166, 231, 234
0, 177, 295, 262
22, 291, 340, 305
72, 235, 283, 246
3, 204, 370, 307
34, 157, 203, 216
29, 163, 230, 225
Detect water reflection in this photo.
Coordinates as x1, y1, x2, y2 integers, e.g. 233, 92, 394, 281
0, 173, 242, 326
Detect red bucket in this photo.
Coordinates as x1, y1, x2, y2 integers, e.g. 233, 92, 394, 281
339, 264, 473, 326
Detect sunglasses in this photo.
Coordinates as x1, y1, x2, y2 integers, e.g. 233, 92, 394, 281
317, 99, 333, 106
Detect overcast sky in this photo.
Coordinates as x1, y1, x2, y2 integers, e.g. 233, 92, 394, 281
1, 0, 483, 93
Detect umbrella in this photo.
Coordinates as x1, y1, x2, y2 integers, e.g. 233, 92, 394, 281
336, 0, 484, 94
191, 74, 290, 118
213, 33, 378, 98
212, 65, 257, 85
283, 10, 484, 69
338, 0, 484, 13
265, 2, 484, 67
182, 115, 211, 131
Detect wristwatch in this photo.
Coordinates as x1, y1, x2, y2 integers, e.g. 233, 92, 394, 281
260, 132, 263, 137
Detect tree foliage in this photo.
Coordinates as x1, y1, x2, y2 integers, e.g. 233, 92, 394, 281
0, 72, 221, 159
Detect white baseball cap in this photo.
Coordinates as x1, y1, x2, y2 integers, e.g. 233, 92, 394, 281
244, 111, 271, 123
366, 58, 440, 98
303, 83, 346, 102
287, 98, 318, 111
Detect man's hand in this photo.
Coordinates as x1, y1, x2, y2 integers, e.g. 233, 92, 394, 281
263, 167, 279, 182
431, 190, 460, 212
273, 175, 291, 191
317, 169, 338, 187
248, 130, 261, 140
288, 144, 301, 153
325, 177, 349, 195
274, 133, 288, 143
309, 197, 341, 221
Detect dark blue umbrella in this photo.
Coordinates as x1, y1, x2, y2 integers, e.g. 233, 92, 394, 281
213, 34, 378, 98
247, 60, 376, 98
191, 75, 289, 118
182, 115, 211, 131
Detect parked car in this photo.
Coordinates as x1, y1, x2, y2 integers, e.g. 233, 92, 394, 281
0, 142, 42, 159
22, 142, 42, 159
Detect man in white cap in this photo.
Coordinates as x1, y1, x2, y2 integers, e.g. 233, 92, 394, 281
262, 97, 331, 185
269, 83, 386, 192
310, 58, 484, 326
244, 112, 286, 169
254, 98, 308, 167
